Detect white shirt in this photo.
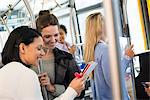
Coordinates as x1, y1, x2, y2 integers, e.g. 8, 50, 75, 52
0, 62, 43, 100
54, 87, 77, 100
0, 62, 78, 100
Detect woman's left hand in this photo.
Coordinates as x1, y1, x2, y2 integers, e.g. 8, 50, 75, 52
38, 72, 55, 93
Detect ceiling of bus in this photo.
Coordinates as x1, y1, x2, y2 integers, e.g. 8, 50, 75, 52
0, 0, 69, 10
0, 0, 102, 52
0, 0, 69, 16
0, 0, 102, 26
0, 0, 21, 11
0, 0, 102, 15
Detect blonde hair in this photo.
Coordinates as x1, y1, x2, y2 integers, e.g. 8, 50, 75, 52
83, 12, 105, 63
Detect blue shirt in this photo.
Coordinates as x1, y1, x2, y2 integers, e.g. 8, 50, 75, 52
91, 42, 130, 100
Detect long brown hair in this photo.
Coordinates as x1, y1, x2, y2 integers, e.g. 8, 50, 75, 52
36, 10, 59, 32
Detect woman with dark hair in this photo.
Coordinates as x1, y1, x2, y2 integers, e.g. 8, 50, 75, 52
56, 24, 76, 54
0, 26, 45, 100
34, 10, 84, 99
56, 24, 82, 63
0, 26, 85, 100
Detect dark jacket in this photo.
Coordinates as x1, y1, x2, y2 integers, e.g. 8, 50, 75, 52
53, 48, 80, 87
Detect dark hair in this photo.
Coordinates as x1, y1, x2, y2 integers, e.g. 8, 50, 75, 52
60, 24, 67, 34
39, 10, 50, 16
36, 10, 59, 32
2, 26, 42, 65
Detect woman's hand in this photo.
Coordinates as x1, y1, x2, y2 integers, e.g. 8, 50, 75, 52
38, 72, 55, 93
124, 44, 135, 58
69, 73, 85, 96
69, 45, 76, 54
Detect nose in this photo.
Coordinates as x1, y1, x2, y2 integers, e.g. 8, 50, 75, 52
40, 48, 46, 56
50, 36, 55, 43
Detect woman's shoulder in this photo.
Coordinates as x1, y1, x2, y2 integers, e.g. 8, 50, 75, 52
95, 42, 108, 50
53, 48, 73, 60
2, 62, 24, 69
94, 42, 109, 60
1, 62, 37, 79
8, 62, 37, 75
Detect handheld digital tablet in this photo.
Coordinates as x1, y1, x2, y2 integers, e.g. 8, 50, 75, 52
74, 61, 97, 80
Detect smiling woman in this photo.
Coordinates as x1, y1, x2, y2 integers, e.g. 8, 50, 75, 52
0, 26, 85, 100
2, 0, 150, 99
0, 26, 45, 100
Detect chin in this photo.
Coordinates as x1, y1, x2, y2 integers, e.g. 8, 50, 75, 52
60, 41, 64, 44
33, 62, 38, 67
50, 45, 55, 49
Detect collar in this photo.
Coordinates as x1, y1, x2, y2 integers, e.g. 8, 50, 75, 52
53, 48, 73, 61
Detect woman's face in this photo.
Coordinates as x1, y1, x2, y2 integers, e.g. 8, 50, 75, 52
59, 28, 66, 44
41, 25, 59, 50
20, 37, 45, 66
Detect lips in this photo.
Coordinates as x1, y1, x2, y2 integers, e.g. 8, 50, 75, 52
47, 43, 56, 48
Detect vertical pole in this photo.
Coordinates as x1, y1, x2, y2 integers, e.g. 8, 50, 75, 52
38, 59, 48, 100
122, 0, 137, 99
22, 0, 36, 28
103, 0, 126, 99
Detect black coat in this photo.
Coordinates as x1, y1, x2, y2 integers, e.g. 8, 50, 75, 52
53, 48, 80, 87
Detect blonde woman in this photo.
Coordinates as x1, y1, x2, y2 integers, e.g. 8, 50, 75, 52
83, 12, 134, 100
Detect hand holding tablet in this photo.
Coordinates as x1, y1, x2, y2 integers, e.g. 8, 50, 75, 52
74, 61, 97, 80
